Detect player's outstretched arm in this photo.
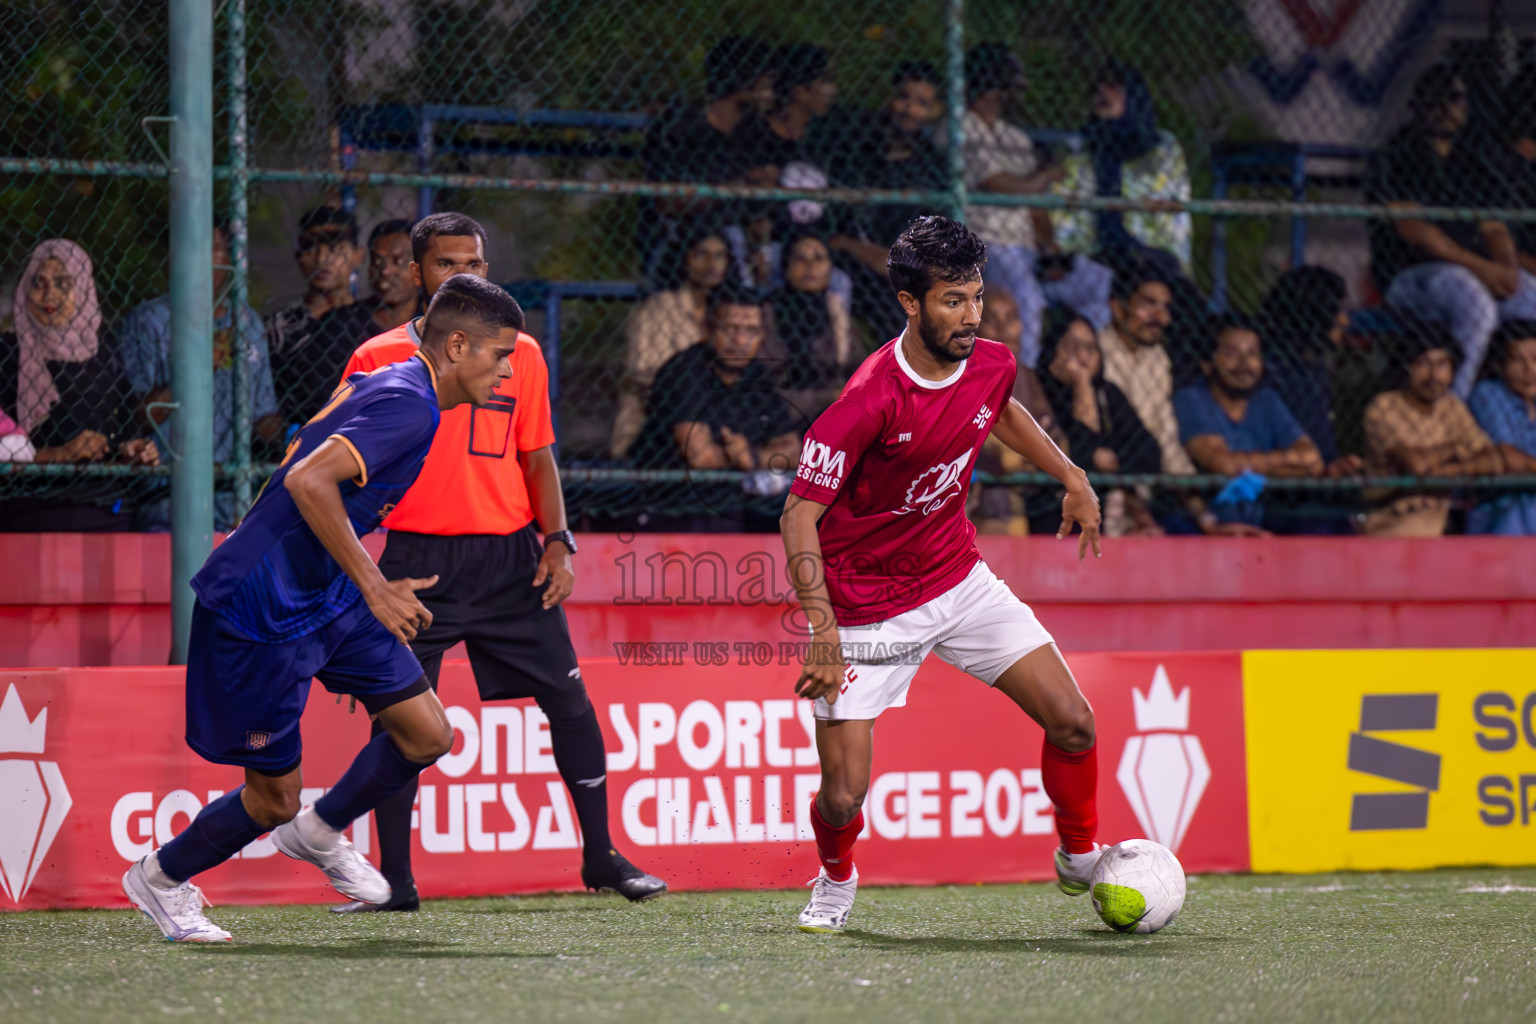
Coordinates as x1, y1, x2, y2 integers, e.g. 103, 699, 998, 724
284, 438, 437, 644
780, 493, 848, 706
989, 397, 1102, 560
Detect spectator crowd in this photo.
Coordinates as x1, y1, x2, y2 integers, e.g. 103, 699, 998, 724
6, 39, 1536, 537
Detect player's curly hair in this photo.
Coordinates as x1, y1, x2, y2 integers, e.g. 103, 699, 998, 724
887, 215, 987, 302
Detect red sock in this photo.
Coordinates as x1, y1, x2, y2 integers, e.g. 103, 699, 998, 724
1041, 740, 1098, 854
810, 796, 862, 882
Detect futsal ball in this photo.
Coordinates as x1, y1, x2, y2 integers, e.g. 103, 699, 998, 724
1088, 839, 1186, 934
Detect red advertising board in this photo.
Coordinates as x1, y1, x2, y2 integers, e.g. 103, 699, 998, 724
1, 652, 1246, 910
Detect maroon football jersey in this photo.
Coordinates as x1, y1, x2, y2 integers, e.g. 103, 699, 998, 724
788, 333, 1017, 626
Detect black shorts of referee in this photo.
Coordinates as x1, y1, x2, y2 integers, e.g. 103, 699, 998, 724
380, 524, 584, 712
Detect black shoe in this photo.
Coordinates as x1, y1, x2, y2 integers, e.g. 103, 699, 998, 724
581, 850, 667, 902
330, 884, 420, 913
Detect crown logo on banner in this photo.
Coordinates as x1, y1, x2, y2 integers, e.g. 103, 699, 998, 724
0, 683, 72, 904
1117, 665, 1209, 853
0, 683, 47, 754
1132, 665, 1190, 732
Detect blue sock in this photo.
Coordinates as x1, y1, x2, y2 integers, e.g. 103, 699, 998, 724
156, 787, 266, 882
314, 732, 429, 832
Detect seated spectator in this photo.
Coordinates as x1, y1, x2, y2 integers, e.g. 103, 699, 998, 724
732, 45, 913, 339
961, 42, 1113, 369
734, 43, 838, 180
646, 35, 774, 184
118, 222, 281, 531
825, 61, 948, 243
970, 291, 1070, 535
984, 288, 1063, 443
1362, 322, 1502, 536
1098, 259, 1195, 475
1368, 64, 1536, 398
630, 282, 800, 472
814, 61, 950, 339
640, 35, 774, 284
1259, 266, 1364, 475
1502, 71, 1536, 277
772, 160, 903, 340
720, 171, 854, 316
611, 224, 730, 457
298, 218, 421, 424
1041, 307, 1159, 475
1052, 60, 1193, 273
268, 206, 360, 418
1037, 307, 1163, 537
0, 239, 158, 531
765, 230, 854, 413
1468, 322, 1536, 534
1174, 315, 1324, 530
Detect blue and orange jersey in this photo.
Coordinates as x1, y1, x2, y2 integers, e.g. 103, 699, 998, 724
192, 353, 441, 642
342, 317, 554, 536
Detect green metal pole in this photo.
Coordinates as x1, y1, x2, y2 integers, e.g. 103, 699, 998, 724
945, 0, 967, 222
169, 0, 214, 665
227, 0, 252, 515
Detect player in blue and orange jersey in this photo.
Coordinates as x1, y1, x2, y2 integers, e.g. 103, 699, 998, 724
327, 213, 666, 910
121, 275, 525, 942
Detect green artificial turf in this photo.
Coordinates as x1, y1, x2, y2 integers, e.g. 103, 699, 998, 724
5, 869, 1536, 1024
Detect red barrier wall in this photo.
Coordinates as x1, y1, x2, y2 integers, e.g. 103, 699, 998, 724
0, 652, 1245, 909
3, 533, 1534, 667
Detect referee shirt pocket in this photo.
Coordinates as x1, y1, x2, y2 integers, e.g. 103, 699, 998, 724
468, 395, 517, 458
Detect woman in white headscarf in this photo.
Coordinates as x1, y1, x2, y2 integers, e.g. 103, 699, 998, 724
1, 239, 157, 529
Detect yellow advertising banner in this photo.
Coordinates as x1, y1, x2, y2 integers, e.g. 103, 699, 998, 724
1245, 649, 1536, 873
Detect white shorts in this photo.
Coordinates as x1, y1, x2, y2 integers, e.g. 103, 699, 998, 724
815, 561, 1055, 721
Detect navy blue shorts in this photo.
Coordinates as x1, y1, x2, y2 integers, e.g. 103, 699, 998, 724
185, 598, 424, 772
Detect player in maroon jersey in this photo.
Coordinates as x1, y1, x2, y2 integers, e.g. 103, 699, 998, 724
780, 215, 1103, 932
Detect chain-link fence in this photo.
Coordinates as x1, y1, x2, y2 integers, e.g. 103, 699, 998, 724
6, 0, 1536, 537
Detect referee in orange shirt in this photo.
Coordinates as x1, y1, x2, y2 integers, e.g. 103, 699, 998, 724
331, 212, 665, 910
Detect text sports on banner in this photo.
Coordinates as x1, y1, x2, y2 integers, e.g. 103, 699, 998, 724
2, 653, 1249, 909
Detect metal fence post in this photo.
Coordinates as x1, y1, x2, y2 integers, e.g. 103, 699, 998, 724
169, 0, 214, 665
945, 0, 967, 223
417, 110, 436, 219
227, 0, 252, 517
544, 290, 562, 443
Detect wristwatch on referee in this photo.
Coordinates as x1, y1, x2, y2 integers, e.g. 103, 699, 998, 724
544, 529, 578, 555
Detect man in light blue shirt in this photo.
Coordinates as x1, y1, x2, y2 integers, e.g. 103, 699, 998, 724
117, 224, 281, 529
1174, 315, 1323, 529
1469, 321, 1536, 534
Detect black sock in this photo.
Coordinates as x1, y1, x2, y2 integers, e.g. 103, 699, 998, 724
363, 718, 419, 889
547, 702, 613, 861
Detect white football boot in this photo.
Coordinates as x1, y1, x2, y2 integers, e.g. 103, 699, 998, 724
797, 867, 858, 933
122, 855, 232, 942
1054, 844, 1104, 897
272, 807, 391, 904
